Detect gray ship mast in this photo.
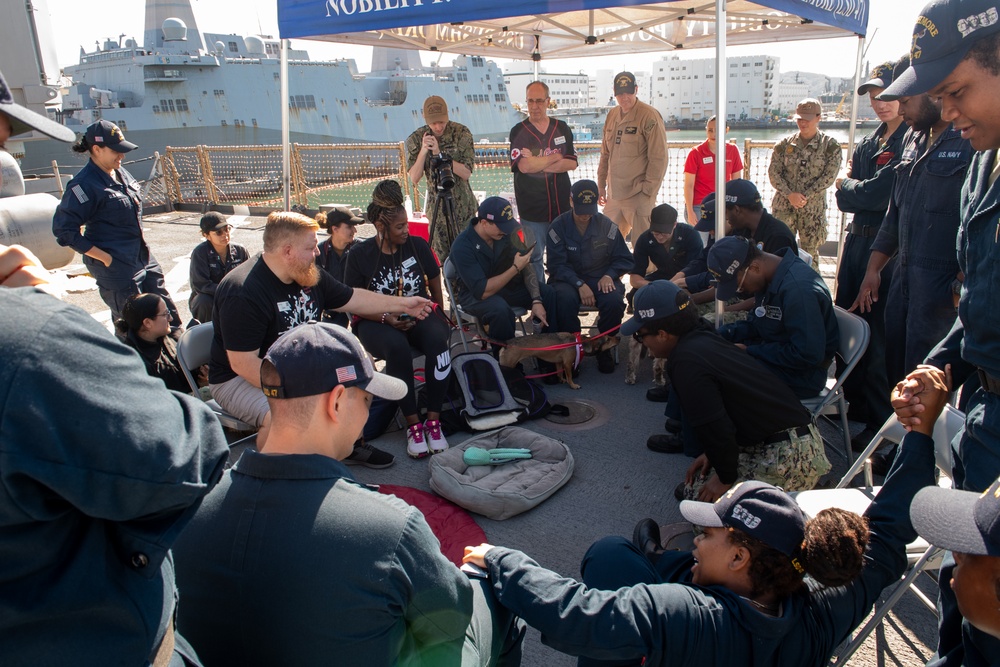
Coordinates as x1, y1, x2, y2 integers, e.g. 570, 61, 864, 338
143, 0, 204, 52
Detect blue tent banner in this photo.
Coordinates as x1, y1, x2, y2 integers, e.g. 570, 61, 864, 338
278, 0, 868, 48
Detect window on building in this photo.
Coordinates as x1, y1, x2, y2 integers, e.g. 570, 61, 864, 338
175, 98, 188, 111
228, 41, 238, 52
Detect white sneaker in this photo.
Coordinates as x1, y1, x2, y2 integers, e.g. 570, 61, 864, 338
424, 419, 449, 454
406, 423, 429, 459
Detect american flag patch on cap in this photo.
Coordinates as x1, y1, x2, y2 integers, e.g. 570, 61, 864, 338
336, 365, 357, 383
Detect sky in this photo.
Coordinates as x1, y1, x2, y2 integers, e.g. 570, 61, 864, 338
42, 0, 921, 81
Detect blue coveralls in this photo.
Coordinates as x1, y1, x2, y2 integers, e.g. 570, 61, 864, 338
546, 211, 634, 334
52, 160, 180, 327
872, 126, 972, 385
834, 120, 907, 429
449, 222, 575, 343
924, 148, 1000, 667
718, 248, 839, 399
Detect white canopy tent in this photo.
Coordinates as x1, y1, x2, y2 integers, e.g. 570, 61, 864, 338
274, 0, 870, 261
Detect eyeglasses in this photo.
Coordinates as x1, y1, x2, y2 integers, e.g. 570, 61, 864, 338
736, 264, 751, 294
526, 98, 549, 105
632, 330, 655, 343
210, 226, 233, 235
155, 311, 171, 320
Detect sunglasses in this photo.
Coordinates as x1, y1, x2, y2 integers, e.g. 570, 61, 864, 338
632, 330, 655, 343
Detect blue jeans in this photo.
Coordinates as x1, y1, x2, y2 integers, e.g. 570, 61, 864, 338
520, 219, 548, 286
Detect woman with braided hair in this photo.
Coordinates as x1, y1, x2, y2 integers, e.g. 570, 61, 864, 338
462, 286, 950, 665
344, 180, 452, 459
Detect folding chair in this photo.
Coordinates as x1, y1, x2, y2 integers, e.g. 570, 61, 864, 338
175, 322, 256, 432
801, 306, 870, 464
795, 404, 965, 665
441, 257, 528, 353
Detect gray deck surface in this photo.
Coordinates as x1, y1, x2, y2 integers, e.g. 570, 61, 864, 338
54, 212, 938, 666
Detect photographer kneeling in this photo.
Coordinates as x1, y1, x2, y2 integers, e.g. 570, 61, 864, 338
406, 95, 477, 260
345, 180, 453, 460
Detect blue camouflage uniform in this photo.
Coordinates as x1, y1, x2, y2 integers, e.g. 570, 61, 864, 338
872, 127, 972, 385
52, 160, 180, 326
834, 120, 908, 428
923, 148, 1000, 667
718, 248, 838, 399
546, 210, 634, 333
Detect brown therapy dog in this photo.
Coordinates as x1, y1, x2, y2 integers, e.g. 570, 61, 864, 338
499, 332, 621, 390
625, 336, 667, 386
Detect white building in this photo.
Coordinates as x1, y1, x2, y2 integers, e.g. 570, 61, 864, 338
503, 70, 590, 110
776, 82, 811, 115
590, 69, 614, 107
651, 55, 778, 122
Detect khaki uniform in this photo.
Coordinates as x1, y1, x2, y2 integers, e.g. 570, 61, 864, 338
767, 131, 842, 263
406, 121, 478, 260
682, 424, 830, 500
597, 100, 668, 240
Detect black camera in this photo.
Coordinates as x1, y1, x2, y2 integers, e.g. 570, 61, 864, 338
429, 152, 456, 191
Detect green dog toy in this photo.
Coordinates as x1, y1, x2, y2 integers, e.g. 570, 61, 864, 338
463, 447, 533, 466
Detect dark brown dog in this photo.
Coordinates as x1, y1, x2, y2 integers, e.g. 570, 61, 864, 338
499, 332, 621, 389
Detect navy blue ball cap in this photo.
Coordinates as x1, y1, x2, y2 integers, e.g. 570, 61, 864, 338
620, 281, 692, 337
85, 119, 137, 153
649, 204, 678, 233
707, 235, 753, 302
722, 179, 762, 208
696, 192, 717, 232
912, 475, 1000, 557
882, 0, 1000, 99
858, 61, 898, 95
478, 196, 520, 235
680, 480, 807, 559
262, 321, 406, 400
571, 179, 600, 216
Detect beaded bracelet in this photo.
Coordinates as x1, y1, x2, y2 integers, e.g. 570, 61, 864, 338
381, 312, 389, 324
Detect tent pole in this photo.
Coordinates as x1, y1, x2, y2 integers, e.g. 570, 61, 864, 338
714, 0, 727, 328
833, 35, 866, 290
281, 38, 291, 211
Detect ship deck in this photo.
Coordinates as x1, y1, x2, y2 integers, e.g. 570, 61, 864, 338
53, 211, 939, 667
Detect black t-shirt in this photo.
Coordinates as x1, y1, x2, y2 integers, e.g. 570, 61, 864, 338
510, 118, 576, 223
317, 238, 352, 281
343, 236, 440, 298
208, 255, 353, 383
125, 331, 189, 394
667, 325, 810, 484
741, 211, 798, 254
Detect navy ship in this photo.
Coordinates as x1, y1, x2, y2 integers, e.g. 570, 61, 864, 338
9, 0, 522, 175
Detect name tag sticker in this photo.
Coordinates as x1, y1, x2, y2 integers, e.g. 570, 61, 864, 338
703, 156, 714, 164
554, 135, 566, 145
402, 256, 417, 269
277, 301, 291, 312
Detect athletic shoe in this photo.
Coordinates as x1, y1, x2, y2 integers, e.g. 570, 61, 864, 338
344, 440, 395, 469
424, 419, 449, 454
406, 423, 429, 458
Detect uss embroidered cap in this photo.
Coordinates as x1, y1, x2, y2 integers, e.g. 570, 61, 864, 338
649, 204, 679, 234
721, 179, 762, 208
858, 61, 898, 95
423, 95, 448, 124
261, 321, 407, 400
696, 193, 717, 232
85, 119, 137, 153
681, 480, 808, 559
613, 71, 637, 95
620, 281, 692, 337
707, 235, 753, 302
571, 179, 600, 215
912, 474, 1000, 557
0, 69, 76, 143
478, 196, 521, 235
877, 55, 913, 101
883, 0, 1000, 99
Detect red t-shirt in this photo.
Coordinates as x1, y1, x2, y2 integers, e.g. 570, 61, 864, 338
683, 141, 744, 205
